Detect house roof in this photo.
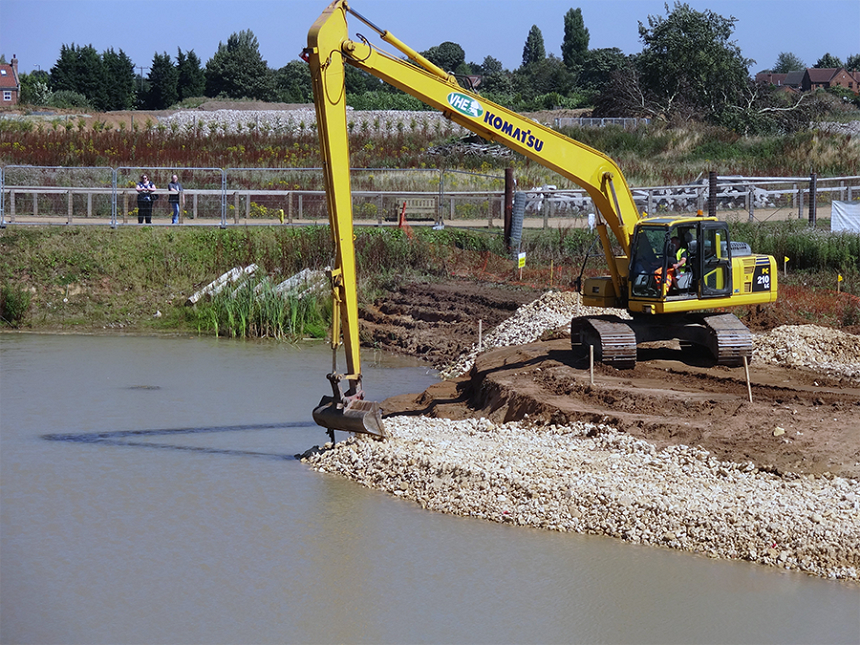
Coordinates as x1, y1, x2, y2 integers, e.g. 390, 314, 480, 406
0, 64, 18, 90
807, 67, 839, 83
784, 70, 805, 85
755, 72, 788, 85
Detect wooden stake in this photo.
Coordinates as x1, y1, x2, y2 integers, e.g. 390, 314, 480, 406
743, 355, 752, 403
478, 319, 482, 352
589, 345, 594, 386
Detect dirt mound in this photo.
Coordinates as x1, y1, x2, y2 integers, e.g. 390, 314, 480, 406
367, 279, 860, 479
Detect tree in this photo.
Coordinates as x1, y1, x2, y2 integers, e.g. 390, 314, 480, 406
146, 52, 179, 110
177, 49, 206, 100
50, 43, 109, 110
205, 29, 274, 100
561, 8, 589, 70
635, 2, 752, 121
474, 56, 503, 76
421, 41, 466, 73
846, 54, 860, 71
102, 48, 135, 110
274, 60, 312, 103
513, 55, 574, 100
771, 52, 805, 74
814, 53, 843, 69
579, 47, 628, 94
19, 71, 52, 105
522, 25, 546, 67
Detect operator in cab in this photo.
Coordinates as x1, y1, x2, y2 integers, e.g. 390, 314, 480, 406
669, 235, 688, 290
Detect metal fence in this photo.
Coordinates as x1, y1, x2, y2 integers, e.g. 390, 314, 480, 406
554, 117, 652, 129
1, 165, 858, 229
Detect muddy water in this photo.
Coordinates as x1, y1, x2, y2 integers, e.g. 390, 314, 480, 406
1, 334, 857, 645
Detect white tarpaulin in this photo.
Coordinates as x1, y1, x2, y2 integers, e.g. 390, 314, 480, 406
832, 200, 860, 233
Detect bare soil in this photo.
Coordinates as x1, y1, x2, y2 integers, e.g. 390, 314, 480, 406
366, 279, 860, 480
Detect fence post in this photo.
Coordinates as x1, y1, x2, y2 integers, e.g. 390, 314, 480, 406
233, 191, 240, 224
67, 190, 73, 223
808, 172, 817, 227
245, 192, 251, 220
797, 185, 803, 220
87, 192, 93, 218
708, 171, 717, 217
220, 169, 227, 229
10, 190, 16, 220
647, 189, 653, 216
504, 167, 514, 248
33, 191, 38, 217
123, 191, 129, 224
111, 169, 117, 228
193, 192, 198, 219
747, 185, 754, 221
298, 193, 303, 220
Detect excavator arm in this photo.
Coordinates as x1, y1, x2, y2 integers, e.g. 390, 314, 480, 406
306, 0, 644, 435
306, 1, 645, 434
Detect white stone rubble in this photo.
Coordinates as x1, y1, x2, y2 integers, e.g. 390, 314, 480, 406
440, 290, 629, 378
753, 324, 860, 381
303, 417, 860, 580
162, 109, 467, 136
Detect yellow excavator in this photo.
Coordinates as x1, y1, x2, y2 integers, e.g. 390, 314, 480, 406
307, 0, 778, 437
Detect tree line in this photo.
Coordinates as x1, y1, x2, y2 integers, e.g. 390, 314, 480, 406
13, 1, 860, 135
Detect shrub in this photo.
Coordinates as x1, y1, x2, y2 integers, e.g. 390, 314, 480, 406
0, 284, 31, 327
47, 91, 92, 109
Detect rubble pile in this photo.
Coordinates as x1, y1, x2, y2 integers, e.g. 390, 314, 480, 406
162, 109, 467, 137
440, 291, 629, 378
753, 324, 860, 381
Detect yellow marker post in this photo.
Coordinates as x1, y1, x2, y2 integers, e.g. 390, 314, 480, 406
784, 256, 790, 274
838, 274, 843, 292
518, 252, 526, 281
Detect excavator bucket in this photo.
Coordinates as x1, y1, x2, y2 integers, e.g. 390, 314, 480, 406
312, 395, 386, 438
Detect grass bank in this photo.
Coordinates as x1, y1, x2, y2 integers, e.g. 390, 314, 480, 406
1, 224, 857, 337
0, 225, 491, 335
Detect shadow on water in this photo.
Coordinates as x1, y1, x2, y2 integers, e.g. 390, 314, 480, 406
41, 422, 315, 461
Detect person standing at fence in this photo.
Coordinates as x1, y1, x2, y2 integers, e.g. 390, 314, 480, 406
168, 174, 184, 224
136, 173, 156, 224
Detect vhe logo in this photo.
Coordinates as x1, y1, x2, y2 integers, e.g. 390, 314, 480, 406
447, 92, 483, 118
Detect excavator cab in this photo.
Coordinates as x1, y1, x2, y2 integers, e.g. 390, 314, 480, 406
629, 218, 738, 302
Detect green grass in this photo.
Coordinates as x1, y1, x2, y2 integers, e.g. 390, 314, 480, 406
1, 223, 857, 336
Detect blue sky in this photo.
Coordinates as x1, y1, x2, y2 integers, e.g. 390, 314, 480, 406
2, 0, 858, 77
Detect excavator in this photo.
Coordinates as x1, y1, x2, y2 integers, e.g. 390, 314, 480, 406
307, 0, 778, 438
